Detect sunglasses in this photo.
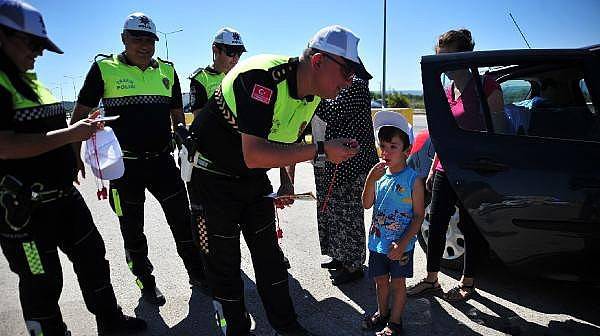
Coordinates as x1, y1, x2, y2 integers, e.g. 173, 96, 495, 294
219, 47, 243, 58
323, 53, 355, 80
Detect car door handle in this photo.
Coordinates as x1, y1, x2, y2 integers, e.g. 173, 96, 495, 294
460, 158, 509, 173
570, 177, 600, 190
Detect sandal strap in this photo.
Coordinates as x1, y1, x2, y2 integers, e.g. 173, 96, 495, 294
446, 285, 476, 301
363, 310, 389, 329
387, 321, 403, 332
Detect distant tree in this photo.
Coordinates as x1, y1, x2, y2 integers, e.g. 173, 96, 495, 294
385, 92, 410, 108
370, 91, 424, 109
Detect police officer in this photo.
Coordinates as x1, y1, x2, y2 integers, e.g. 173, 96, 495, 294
185, 25, 368, 336
189, 27, 246, 115
0, 1, 146, 335
70, 12, 205, 305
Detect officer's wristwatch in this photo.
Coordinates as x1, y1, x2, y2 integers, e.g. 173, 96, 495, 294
314, 141, 326, 167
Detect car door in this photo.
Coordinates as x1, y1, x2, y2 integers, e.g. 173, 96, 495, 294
421, 48, 600, 281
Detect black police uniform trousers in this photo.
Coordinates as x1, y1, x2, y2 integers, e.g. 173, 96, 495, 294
108, 152, 204, 291
0, 188, 121, 335
188, 168, 297, 336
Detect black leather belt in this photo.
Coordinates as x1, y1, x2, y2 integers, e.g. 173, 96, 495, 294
192, 152, 239, 179
122, 149, 170, 160
32, 186, 76, 203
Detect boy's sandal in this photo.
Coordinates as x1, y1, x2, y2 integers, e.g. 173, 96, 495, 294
375, 321, 403, 336
361, 310, 389, 330
444, 283, 476, 302
406, 278, 442, 296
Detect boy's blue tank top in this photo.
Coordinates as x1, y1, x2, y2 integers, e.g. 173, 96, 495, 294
368, 167, 418, 254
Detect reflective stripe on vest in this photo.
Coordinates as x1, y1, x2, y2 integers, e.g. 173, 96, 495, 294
96, 55, 174, 105
220, 55, 321, 144
193, 69, 224, 100
0, 70, 62, 121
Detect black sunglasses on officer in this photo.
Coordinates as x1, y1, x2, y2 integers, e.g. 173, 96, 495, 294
322, 53, 355, 81
218, 46, 244, 58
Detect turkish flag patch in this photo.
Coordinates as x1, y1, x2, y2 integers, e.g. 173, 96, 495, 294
251, 84, 273, 104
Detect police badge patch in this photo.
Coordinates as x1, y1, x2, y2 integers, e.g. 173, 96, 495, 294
162, 77, 170, 90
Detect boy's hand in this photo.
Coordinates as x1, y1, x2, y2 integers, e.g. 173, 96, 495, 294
388, 239, 408, 260
369, 161, 388, 181
387, 241, 407, 260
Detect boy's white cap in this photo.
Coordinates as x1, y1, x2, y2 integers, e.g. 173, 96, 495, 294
123, 12, 158, 41
0, 0, 62, 53
308, 25, 371, 79
373, 110, 414, 145
213, 27, 246, 51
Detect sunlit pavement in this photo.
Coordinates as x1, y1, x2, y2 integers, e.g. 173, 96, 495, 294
1, 114, 599, 335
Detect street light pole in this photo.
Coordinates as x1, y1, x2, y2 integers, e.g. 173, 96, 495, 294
157, 28, 183, 60
50, 82, 64, 102
382, 0, 387, 107
63, 75, 81, 101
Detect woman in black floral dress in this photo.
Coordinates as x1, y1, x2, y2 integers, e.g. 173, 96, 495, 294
314, 76, 379, 285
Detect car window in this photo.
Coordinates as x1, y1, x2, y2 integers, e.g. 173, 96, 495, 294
439, 62, 600, 142
502, 80, 531, 104
439, 69, 505, 134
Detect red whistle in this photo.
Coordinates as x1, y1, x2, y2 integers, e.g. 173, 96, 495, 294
97, 187, 108, 200
276, 228, 283, 239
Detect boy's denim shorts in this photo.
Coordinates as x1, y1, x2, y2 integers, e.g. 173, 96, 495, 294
368, 249, 414, 279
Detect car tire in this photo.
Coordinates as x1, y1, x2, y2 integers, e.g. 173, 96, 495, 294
417, 192, 465, 270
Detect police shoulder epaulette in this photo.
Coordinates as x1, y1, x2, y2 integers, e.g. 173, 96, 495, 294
94, 53, 112, 62
269, 62, 294, 84
189, 66, 206, 79
157, 57, 174, 66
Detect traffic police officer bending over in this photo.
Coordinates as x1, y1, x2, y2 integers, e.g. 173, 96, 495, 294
70, 12, 205, 305
189, 27, 246, 114
0, 1, 146, 335
184, 25, 368, 336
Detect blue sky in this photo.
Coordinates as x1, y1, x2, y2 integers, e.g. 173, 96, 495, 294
28, 0, 600, 100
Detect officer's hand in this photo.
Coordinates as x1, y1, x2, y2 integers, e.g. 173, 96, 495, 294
68, 118, 103, 143
276, 181, 295, 209
324, 138, 360, 164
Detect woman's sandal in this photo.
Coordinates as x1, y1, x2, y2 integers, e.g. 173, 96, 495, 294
406, 278, 442, 296
444, 283, 476, 302
361, 310, 389, 330
375, 321, 403, 336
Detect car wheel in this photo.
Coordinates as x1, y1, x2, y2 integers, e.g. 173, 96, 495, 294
417, 194, 465, 270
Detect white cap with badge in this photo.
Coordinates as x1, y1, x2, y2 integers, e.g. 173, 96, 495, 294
213, 27, 246, 51
0, 0, 63, 53
308, 25, 371, 80
123, 12, 158, 41
373, 110, 414, 145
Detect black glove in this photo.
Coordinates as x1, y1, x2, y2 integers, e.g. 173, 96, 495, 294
174, 123, 198, 162
174, 123, 189, 149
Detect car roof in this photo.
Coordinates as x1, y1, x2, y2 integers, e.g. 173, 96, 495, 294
421, 45, 599, 65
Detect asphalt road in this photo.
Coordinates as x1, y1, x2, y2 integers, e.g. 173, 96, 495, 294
1, 114, 599, 335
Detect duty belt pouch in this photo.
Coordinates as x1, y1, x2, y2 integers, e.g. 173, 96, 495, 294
0, 175, 35, 231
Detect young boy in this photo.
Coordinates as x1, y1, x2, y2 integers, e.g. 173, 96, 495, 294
361, 111, 425, 336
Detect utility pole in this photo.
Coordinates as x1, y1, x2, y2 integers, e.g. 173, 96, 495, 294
382, 0, 387, 107
157, 28, 183, 60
